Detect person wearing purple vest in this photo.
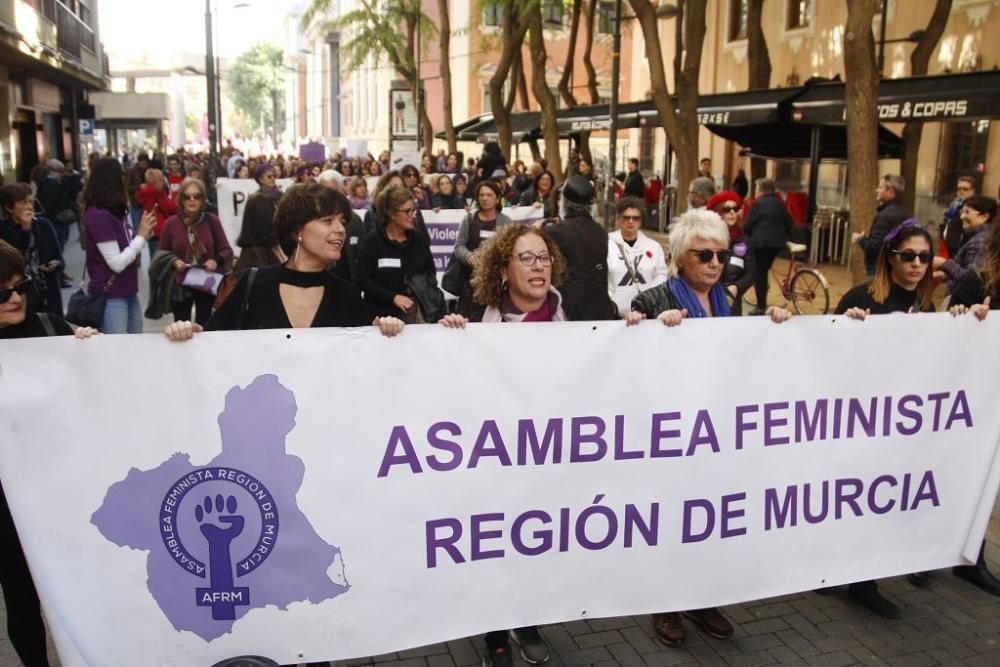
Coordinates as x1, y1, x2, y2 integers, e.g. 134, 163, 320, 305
82, 157, 155, 333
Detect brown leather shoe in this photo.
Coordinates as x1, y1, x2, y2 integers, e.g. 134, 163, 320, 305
684, 607, 734, 639
651, 612, 685, 646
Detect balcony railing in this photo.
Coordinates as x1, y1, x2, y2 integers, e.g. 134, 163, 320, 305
54, 1, 95, 61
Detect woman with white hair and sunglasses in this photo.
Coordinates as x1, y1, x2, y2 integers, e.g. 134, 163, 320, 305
627, 208, 791, 326
623, 208, 790, 647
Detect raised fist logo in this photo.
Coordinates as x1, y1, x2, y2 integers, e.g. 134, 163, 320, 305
196, 494, 249, 620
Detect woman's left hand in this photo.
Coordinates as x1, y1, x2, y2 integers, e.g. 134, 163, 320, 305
74, 327, 99, 339
950, 296, 991, 321
766, 306, 793, 323
203, 259, 218, 272
439, 314, 469, 329
374, 316, 405, 337
623, 311, 645, 326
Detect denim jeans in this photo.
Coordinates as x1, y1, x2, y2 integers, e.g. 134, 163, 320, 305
101, 295, 143, 334
129, 205, 144, 233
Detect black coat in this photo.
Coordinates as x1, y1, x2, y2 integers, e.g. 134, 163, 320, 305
355, 224, 438, 319
545, 213, 617, 321
744, 193, 793, 249
0, 217, 64, 315
623, 171, 645, 198
859, 199, 909, 275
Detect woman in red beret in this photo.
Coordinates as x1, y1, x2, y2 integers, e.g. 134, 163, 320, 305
707, 190, 755, 315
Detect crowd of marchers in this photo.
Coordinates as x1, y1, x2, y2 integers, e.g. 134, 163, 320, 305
0, 141, 996, 667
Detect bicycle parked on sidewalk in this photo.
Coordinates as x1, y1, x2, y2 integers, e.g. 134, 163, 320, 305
743, 241, 830, 314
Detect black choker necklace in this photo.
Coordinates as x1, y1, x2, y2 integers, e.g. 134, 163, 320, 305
280, 265, 327, 287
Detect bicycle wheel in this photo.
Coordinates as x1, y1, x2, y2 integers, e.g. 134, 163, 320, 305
789, 268, 830, 315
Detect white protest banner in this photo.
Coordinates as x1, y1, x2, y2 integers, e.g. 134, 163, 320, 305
2, 315, 999, 666
345, 138, 368, 158
215, 178, 293, 254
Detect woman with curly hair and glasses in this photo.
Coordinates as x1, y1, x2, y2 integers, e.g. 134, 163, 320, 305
438, 223, 566, 665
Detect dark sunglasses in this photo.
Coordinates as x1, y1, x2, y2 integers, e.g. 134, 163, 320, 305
890, 249, 933, 264
182, 192, 204, 201
720, 205, 740, 213
689, 249, 731, 264
0, 276, 32, 304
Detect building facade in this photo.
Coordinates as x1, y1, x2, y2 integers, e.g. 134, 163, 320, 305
626, 0, 1000, 221
0, 0, 107, 181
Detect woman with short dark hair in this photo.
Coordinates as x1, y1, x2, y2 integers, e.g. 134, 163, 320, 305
81, 157, 155, 333
0, 183, 64, 315
164, 183, 403, 339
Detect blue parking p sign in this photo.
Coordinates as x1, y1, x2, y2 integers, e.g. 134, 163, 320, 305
80, 119, 94, 136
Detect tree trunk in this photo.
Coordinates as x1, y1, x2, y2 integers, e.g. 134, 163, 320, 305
899, 0, 952, 213
747, 0, 771, 186
844, 0, 880, 285
557, 0, 582, 107
517, 54, 532, 111
672, 0, 685, 89
676, 0, 707, 206
527, 5, 563, 182
578, 0, 599, 163
437, 0, 457, 153
629, 0, 704, 209
489, 1, 530, 160
581, 0, 600, 104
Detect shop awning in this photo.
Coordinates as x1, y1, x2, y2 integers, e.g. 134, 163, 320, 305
707, 122, 905, 161
791, 70, 1000, 124
434, 114, 494, 141
554, 86, 802, 133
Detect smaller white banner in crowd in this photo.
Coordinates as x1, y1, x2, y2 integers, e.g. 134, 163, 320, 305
424, 206, 544, 279
0, 315, 998, 665
215, 178, 294, 254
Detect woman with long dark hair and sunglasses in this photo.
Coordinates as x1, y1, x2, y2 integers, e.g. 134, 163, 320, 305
158, 176, 233, 326
837, 220, 995, 605
0, 240, 96, 667
82, 156, 156, 333
835, 219, 935, 319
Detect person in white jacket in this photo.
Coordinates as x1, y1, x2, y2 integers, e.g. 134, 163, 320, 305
607, 197, 668, 315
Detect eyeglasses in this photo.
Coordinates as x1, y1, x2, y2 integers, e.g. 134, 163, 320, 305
515, 252, 553, 267
620, 214, 642, 222
689, 249, 731, 264
402, 172, 418, 179
394, 207, 417, 216
720, 205, 740, 213
957, 185, 973, 192
0, 276, 32, 304
182, 192, 204, 201
890, 249, 933, 264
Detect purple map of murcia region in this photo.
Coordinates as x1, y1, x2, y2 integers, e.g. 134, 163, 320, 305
91, 374, 349, 641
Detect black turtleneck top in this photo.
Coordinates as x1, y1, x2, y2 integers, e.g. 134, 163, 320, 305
206, 264, 368, 330
835, 281, 935, 315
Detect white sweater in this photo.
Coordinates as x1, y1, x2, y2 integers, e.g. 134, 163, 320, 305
607, 230, 668, 316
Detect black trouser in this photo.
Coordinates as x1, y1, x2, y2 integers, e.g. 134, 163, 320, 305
753, 247, 782, 309
0, 489, 50, 667
172, 290, 216, 327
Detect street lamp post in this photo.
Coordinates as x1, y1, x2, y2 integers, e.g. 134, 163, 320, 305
205, 0, 219, 198
604, 0, 624, 229
875, 0, 925, 75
